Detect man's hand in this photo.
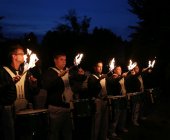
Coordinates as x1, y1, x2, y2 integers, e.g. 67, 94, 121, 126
58, 70, 69, 77
78, 68, 85, 75
29, 75, 37, 86
112, 73, 119, 78
122, 72, 128, 77
29, 75, 37, 82
13, 75, 21, 83
99, 74, 107, 80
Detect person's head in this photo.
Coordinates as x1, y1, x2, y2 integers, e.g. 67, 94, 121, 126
131, 65, 140, 75
53, 52, 66, 70
8, 40, 25, 66
114, 66, 122, 76
93, 61, 103, 74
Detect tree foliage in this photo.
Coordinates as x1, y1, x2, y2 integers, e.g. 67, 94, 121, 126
0, 16, 4, 39
128, 0, 170, 61
41, 10, 126, 71
128, 0, 170, 93
55, 9, 91, 34
129, 0, 170, 42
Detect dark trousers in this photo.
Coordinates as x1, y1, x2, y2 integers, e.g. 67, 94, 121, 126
48, 105, 72, 140
92, 99, 108, 140
0, 105, 15, 140
73, 116, 93, 140
108, 98, 128, 134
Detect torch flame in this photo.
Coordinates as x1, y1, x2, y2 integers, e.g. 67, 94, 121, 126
109, 58, 115, 71
128, 60, 137, 71
148, 60, 155, 68
27, 48, 32, 55
23, 49, 39, 73
24, 54, 27, 63
29, 54, 39, 68
74, 53, 83, 66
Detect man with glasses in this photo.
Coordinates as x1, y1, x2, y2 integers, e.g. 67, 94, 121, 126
0, 40, 39, 140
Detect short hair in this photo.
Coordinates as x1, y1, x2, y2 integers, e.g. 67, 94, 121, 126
114, 65, 121, 69
93, 60, 103, 67
53, 52, 66, 59
7, 39, 25, 62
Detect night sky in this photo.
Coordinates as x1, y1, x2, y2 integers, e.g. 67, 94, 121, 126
0, 0, 138, 40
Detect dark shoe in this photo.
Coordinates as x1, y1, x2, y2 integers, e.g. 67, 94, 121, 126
112, 132, 118, 137
140, 116, 147, 120
120, 128, 128, 133
133, 121, 140, 126
109, 134, 122, 140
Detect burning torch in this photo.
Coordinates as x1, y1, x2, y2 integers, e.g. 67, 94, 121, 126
142, 59, 156, 72
69, 53, 84, 70
127, 60, 137, 71
122, 59, 137, 77
58, 53, 84, 77
99, 58, 115, 80
107, 58, 115, 76
22, 48, 39, 76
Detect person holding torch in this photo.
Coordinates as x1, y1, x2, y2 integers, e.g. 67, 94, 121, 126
0, 40, 39, 140
87, 60, 109, 140
125, 64, 144, 126
106, 65, 128, 138
42, 52, 85, 140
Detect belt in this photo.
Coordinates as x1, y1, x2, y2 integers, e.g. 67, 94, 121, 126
0, 105, 14, 110
50, 103, 70, 108
108, 95, 126, 100
145, 89, 154, 93
128, 92, 143, 97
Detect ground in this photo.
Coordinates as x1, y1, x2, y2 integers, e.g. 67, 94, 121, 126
118, 95, 170, 140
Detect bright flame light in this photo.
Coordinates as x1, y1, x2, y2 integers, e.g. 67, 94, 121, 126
148, 60, 156, 68
74, 53, 83, 66
24, 49, 39, 73
27, 48, 32, 55
24, 55, 27, 63
127, 60, 137, 71
109, 58, 115, 71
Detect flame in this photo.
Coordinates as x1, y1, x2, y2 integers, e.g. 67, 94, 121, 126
109, 58, 115, 71
148, 60, 155, 68
127, 60, 137, 71
24, 54, 27, 63
27, 48, 32, 55
23, 49, 39, 72
74, 53, 83, 66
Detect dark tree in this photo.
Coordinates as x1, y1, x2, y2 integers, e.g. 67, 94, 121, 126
55, 9, 91, 34
128, 0, 170, 59
81, 16, 91, 33
0, 16, 4, 39
42, 10, 126, 72
128, 0, 170, 96
62, 9, 81, 33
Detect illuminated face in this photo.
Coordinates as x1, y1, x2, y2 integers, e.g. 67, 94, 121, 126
114, 66, 122, 76
134, 65, 139, 73
94, 62, 103, 74
54, 55, 66, 70
13, 48, 25, 64
131, 65, 139, 75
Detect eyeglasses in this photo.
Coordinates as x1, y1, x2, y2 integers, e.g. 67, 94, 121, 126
14, 53, 25, 55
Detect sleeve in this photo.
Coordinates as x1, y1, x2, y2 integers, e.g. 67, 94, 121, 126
0, 68, 17, 105
42, 69, 64, 93
87, 75, 101, 98
41, 68, 65, 105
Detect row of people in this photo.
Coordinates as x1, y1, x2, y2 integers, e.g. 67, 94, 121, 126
0, 40, 155, 140
87, 60, 155, 139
